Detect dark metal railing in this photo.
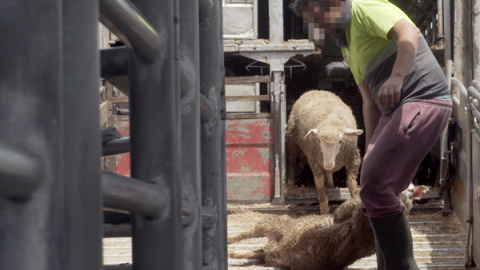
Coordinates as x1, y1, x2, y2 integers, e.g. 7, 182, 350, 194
102, 171, 167, 219
0, 0, 225, 269
103, 137, 131, 156
99, 0, 163, 63
0, 140, 44, 199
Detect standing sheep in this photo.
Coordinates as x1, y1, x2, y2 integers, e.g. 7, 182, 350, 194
228, 185, 429, 270
286, 90, 363, 214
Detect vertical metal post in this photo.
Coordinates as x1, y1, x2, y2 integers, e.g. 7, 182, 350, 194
199, 0, 227, 268
437, 0, 444, 46
473, 0, 480, 81
271, 70, 286, 204
63, 0, 103, 269
268, 0, 287, 204
129, 0, 183, 269
443, 0, 452, 62
180, 0, 203, 268
0, 1, 65, 269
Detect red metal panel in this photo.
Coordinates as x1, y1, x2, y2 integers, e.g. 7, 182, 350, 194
226, 119, 274, 145
226, 147, 272, 173
225, 118, 274, 201
114, 118, 131, 177
111, 116, 274, 201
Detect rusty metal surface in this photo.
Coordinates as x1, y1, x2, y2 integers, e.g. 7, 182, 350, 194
226, 118, 274, 201
109, 116, 131, 177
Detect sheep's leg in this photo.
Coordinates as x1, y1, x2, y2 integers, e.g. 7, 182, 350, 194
310, 163, 329, 214
228, 222, 283, 244
316, 177, 330, 214
345, 148, 361, 198
229, 249, 265, 261
325, 171, 334, 188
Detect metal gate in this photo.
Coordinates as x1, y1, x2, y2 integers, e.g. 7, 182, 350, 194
0, 0, 226, 269
225, 76, 275, 201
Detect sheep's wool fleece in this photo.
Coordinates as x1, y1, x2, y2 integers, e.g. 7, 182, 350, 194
287, 90, 359, 155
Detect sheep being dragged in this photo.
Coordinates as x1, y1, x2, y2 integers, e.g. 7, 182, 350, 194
286, 90, 363, 214
229, 184, 429, 270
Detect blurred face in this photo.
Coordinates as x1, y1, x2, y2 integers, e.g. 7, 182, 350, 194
302, 0, 347, 45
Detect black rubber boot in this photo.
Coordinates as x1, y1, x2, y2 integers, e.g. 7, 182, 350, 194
369, 212, 418, 270
375, 239, 386, 270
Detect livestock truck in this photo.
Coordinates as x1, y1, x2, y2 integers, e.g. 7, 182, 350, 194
1, 0, 480, 269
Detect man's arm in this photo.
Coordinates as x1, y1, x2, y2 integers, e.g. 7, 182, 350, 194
358, 82, 381, 146
377, 19, 420, 108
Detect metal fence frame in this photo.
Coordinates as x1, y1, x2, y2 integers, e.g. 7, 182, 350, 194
0, 0, 226, 269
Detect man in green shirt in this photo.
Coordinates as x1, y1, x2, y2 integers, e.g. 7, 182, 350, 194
290, 0, 452, 269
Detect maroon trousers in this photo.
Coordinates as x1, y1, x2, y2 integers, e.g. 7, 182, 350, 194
359, 98, 452, 218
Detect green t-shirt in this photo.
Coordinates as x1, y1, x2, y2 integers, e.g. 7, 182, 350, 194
341, 0, 416, 84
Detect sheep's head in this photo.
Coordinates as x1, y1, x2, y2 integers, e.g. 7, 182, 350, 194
303, 128, 363, 170
400, 184, 429, 213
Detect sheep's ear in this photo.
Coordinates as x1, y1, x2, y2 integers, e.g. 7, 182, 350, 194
413, 185, 429, 200
303, 129, 318, 140
344, 128, 363, 136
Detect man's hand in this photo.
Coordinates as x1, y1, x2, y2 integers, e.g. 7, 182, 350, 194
377, 76, 403, 108
379, 19, 419, 108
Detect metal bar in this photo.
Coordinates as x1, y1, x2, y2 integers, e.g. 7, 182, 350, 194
102, 137, 131, 156
199, 0, 214, 19
0, 140, 43, 198
182, 206, 216, 229
271, 71, 286, 205
466, 79, 475, 267
473, 0, 480, 82
102, 81, 214, 124
105, 206, 217, 237
469, 82, 480, 101
99, 47, 215, 125
443, 0, 452, 61
439, 60, 452, 187
451, 77, 469, 105
472, 80, 480, 93
179, 0, 203, 268
226, 95, 271, 101
107, 76, 130, 96
100, 48, 215, 124
129, 0, 183, 268
225, 113, 274, 120
0, 1, 64, 268
201, 206, 217, 230
99, 0, 163, 63
102, 171, 167, 219
100, 46, 130, 78
63, 0, 103, 269
225, 76, 271, 84
182, 207, 195, 227
201, 93, 216, 122
437, 0, 444, 42
199, 0, 227, 267
471, 106, 480, 123
183, 206, 215, 229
